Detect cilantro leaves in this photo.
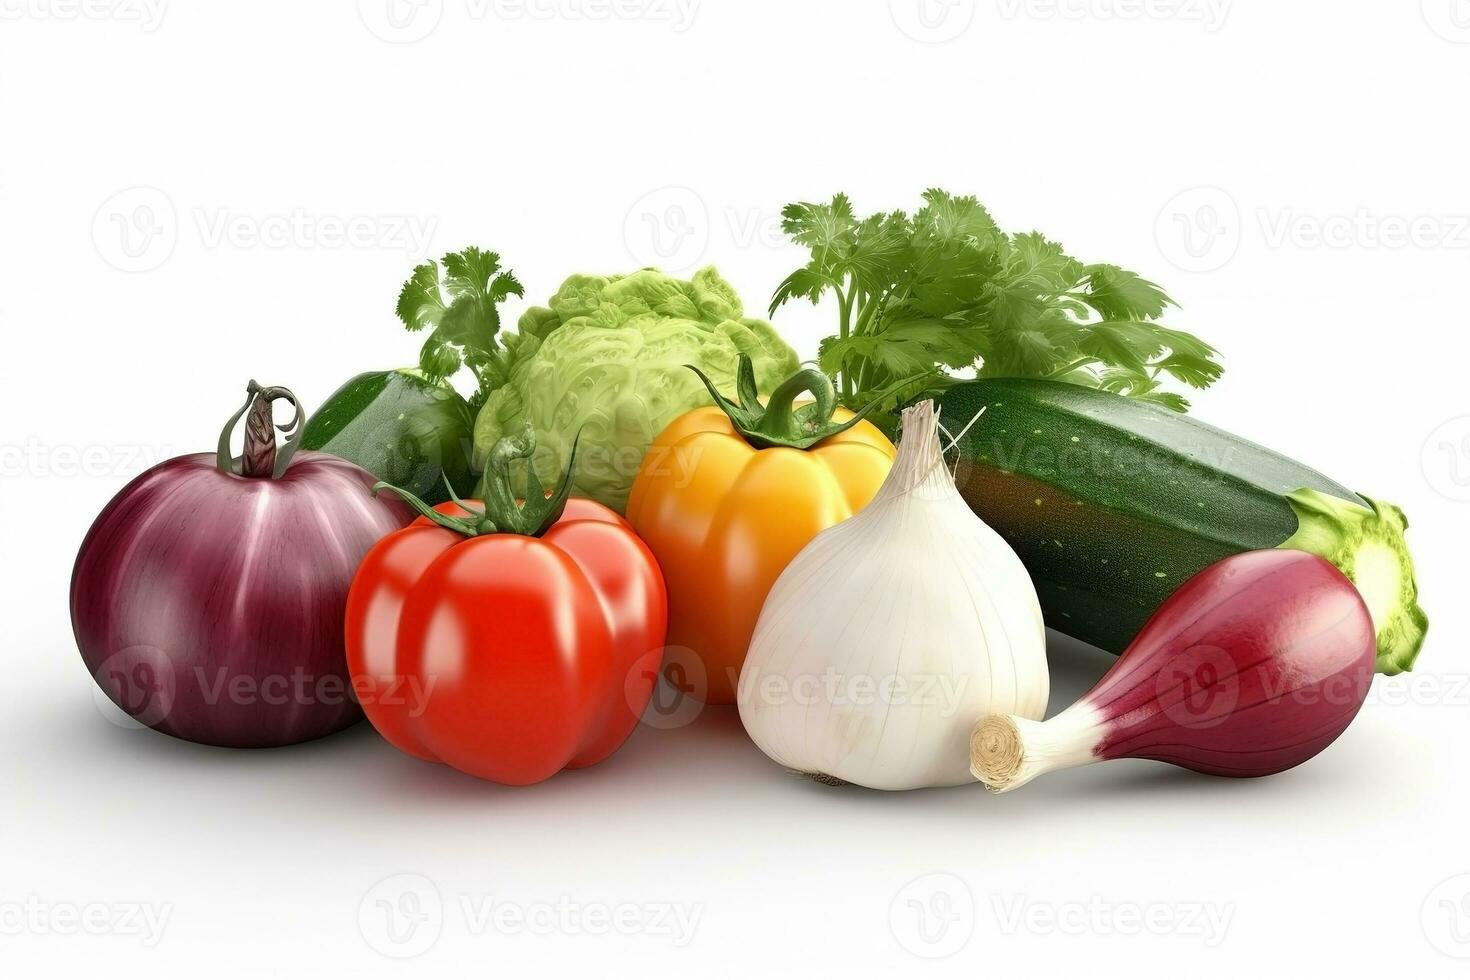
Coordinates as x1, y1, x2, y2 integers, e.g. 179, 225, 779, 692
396, 247, 526, 414
772, 189, 1222, 419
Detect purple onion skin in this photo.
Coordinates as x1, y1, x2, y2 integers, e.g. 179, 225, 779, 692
1087, 549, 1376, 777
72, 451, 414, 748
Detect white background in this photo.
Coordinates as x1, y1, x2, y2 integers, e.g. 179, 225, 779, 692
3, 1, 1468, 976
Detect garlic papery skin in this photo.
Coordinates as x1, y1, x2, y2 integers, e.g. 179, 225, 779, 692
736, 400, 1048, 790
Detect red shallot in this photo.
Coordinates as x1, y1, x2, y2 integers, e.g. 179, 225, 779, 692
970, 549, 1376, 792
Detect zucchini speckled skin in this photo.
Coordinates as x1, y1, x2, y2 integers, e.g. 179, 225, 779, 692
939, 379, 1425, 673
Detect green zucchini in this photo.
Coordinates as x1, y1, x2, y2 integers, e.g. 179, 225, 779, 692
939, 379, 1426, 674
303, 370, 475, 505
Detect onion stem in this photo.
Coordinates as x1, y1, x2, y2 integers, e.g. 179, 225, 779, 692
970, 707, 1103, 793
215, 380, 304, 480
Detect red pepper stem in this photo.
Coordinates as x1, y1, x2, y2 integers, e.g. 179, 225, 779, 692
371, 481, 495, 537
376, 425, 580, 539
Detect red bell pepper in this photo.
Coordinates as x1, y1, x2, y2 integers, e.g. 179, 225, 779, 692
345, 429, 667, 785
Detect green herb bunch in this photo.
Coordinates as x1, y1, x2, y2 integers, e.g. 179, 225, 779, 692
772, 189, 1223, 421
395, 247, 530, 415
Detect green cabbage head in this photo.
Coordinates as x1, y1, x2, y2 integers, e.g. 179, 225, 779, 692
472, 266, 799, 513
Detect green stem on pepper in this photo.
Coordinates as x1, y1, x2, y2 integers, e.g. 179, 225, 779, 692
372, 424, 580, 538
688, 354, 909, 451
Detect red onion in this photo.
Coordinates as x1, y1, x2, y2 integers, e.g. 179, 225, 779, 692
71, 381, 413, 748
970, 549, 1376, 792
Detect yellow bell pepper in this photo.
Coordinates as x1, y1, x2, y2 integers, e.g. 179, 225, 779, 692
627, 357, 896, 704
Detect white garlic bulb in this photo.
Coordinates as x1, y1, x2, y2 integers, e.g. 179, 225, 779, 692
737, 400, 1048, 790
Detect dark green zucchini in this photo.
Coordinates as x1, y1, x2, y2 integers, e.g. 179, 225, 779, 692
303, 370, 475, 505
939, 379, 1426, 674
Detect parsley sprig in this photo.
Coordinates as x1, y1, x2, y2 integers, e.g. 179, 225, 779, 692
771, 189, 1222, 420
395, 247, 531, 414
